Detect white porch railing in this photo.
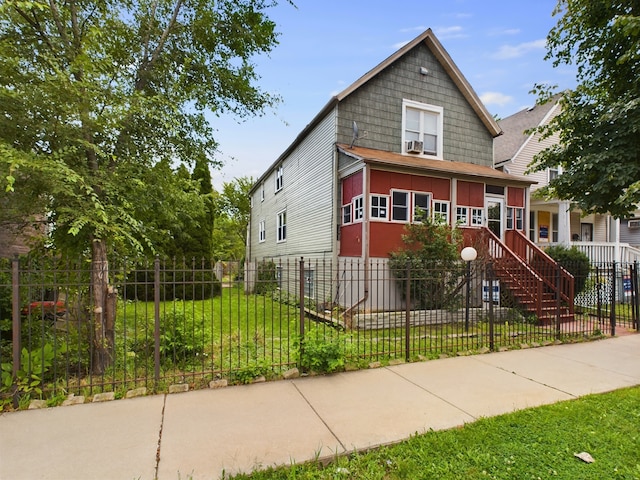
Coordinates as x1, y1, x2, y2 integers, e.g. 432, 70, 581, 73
540, 241, 640, 264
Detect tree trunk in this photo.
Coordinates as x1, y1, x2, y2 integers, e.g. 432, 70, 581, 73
91, 238, 114, 374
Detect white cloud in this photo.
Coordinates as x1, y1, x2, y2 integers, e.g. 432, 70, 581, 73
488, 28, 521, 36
492, 39, 546, 59
434, 25, 466, 39
480, 92, 514, 107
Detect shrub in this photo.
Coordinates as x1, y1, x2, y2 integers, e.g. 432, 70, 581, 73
255, 260, 278, 294
388, 216, 463, 309
545, 245, 591, 295
297, 325, 351, 374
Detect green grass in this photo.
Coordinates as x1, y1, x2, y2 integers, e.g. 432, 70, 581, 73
226, 386, 640, 480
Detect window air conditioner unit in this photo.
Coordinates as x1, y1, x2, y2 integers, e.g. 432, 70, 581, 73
406, 140, 423, 154
628, 219, 640, 229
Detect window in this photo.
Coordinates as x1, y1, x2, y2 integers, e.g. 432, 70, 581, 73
260, 183, 265, 202
276, 209, 286, 242
506, 207, 524, 230
413, 193, 431, 222
353, 196, 364, 221
304, 269, 314, 298
433, 201, 449, 223
471, 208, 483, 226
342, 204, 352, 225
275, 165, 283, 192
549, 166, 560, 181
391, 191, 409, 221
402, 100, 443, 157
258, 220, 266, 242
456, 207, 468, 226
371, 195, 388, 220
529, 211, 536, 241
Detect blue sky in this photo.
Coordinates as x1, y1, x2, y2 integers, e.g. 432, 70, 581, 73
209, 0, 575, 188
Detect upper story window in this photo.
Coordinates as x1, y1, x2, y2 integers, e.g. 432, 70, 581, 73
402, 99, 443, 158
260, 183, 265, 202
548, 166, 561, 182
258, 219, 266, 242
275, 165, 284, 192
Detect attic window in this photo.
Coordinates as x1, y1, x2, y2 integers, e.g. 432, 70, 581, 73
402, 99, 443, 158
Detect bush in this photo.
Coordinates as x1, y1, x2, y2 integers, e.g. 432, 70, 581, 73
388, 216, 463, 309
545, 245, 591, 295
297, 325, 351, 374
255, 260, 278, 294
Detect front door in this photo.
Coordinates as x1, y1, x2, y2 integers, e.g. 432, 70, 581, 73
487, 197, 504, 240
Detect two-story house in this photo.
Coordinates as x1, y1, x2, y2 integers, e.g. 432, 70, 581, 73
495, 98, 640, 264
246, 29, 546, 311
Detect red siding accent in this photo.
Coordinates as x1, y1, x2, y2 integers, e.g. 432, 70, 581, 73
457, 181, 484, 207
370, 170, 450, 200
342, 170, 363, 203
370, 222, 407, 258
340, 171, 364, 257
507, 187, 525, 207
340, 224, 362, 257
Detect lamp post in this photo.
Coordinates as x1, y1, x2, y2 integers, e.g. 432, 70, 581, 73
461, 247, 477, 332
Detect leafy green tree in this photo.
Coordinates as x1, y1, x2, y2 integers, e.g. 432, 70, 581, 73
528, 0, 640, 218
0, 0, 285, 372
388, 217, 463, 310
213, 176, 253, 260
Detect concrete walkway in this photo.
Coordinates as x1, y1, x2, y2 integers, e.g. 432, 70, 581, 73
1, 335, 639, 480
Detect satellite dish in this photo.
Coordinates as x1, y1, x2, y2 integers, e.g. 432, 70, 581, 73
350, 121, 359, 148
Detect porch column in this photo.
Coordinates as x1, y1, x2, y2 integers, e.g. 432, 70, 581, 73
557, 200, 571, 245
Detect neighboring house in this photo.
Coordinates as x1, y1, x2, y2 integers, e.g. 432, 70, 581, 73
495, 98, 640, 264
246, 29, 571, 319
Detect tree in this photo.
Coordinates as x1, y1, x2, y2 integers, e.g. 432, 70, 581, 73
212, 176, 253, 260
528, 0, 640, 218
0, 0, 286, 372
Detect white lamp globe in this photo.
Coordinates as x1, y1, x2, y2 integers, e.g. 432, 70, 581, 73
461, 246, 477, 262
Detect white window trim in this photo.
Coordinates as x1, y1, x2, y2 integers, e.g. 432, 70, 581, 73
258, 219, 266, 243
391, 189, 411, 223
260, 183, 265, 202
353, 195, 364, 222
471, 208, 483, 226
433, 200, 450, 224
370, 194, 389, 221
412, 192, 432, 223
456, 206, 468, 226
275, 165, 284, 193
342, 204, 352, 225
402, 99, 444, 159
276, 209, 286, 243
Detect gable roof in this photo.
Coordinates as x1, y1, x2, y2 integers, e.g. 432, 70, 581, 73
494, 97, 560, 166
252, 29, 501, 191
337, 144, 533, 187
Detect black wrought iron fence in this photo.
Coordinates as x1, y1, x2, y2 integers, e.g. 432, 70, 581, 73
0, 255, 638, 408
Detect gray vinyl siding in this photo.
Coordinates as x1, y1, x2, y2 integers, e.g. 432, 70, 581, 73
336, 44, 494, 166
249, 109, 337, 261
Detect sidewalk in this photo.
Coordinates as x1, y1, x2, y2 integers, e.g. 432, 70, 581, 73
1, 335, 639, 480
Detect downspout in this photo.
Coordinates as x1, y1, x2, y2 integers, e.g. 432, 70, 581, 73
343, 163, 370, 317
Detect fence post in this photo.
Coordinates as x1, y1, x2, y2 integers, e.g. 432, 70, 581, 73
11, 256, 21, 407
299, 257, 305, 361
154, 256, 161, 383
555, 263, 561, 340
610, 261, 616, 337
633, 261, 639, 331
405, 261, 411, 362
487, 262, 495, 352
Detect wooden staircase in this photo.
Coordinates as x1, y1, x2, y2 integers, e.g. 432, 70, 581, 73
462, 228, 575, 324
